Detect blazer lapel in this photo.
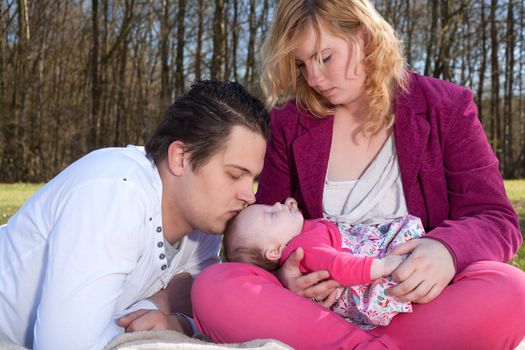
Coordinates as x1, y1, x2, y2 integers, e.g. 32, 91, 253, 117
394, 78, 430, 209
293, 114, 334, 218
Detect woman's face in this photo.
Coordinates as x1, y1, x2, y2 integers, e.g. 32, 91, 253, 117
294, 23, 366, 108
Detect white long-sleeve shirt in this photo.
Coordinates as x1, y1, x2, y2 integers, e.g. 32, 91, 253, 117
0, 145, 221, 350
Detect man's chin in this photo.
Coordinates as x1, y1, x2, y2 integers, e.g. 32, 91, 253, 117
199, 222, 226, 235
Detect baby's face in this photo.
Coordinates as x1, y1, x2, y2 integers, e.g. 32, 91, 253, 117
236, 199, 304, 247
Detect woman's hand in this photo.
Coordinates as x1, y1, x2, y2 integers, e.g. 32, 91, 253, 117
387, 238, 455, 303
276, 247, 342, 308
118, 309, 192, 335
370, 255, 404, 279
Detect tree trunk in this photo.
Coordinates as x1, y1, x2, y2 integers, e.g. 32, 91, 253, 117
175, 0, 186, 94
231, 0, 238, 80
424, 0, 438, 76
211, 0, 225, 80
477, 0, 487, 126
89, 0, 101, 150
405, 0, 413, 67
244, 0, 256, 87
490, 0, 501, 167
195, 0, 204, 81
115, 0, 134, 145
503, 0, 515, 177
159, 0, 172, 109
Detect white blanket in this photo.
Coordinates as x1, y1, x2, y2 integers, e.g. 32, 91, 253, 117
104, 330, 291, 350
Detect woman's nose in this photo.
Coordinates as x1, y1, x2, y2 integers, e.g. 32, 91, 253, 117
305, 63, 323, 86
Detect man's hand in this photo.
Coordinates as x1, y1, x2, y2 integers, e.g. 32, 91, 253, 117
387, 238, 455, 303
118, 309, 192, 336
276, 247, 341, 308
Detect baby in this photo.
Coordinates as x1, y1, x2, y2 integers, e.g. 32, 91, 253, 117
223, 198, 425, 328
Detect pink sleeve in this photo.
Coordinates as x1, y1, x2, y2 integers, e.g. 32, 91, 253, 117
284, 221, 374, 286
425, 89, 521, 272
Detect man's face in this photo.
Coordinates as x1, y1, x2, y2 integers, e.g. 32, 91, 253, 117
178, 125, 266, 234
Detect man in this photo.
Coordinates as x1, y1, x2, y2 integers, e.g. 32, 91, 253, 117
0, 81, 269, 349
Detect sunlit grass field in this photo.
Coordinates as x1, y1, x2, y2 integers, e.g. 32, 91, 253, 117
1, 181, 524, 270
0, 183, 43, 225
505, 180, 525, 270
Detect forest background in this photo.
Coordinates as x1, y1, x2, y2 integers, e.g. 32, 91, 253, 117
1, 0, 525, 182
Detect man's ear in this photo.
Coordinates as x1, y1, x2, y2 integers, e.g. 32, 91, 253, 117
166, 140, 187, 176
265, 244, 285, 262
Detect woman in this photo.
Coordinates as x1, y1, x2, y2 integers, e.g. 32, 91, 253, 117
192, 1, 525, 349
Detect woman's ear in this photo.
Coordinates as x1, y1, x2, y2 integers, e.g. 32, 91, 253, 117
166, 141, 187, 176
265, 244, 285, 262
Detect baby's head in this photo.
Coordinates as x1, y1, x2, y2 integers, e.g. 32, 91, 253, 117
224, 198, 304, 270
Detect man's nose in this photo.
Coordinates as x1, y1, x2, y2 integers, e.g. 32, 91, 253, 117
240, 183, 256, 205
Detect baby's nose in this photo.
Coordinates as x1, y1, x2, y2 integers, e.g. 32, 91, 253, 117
284, 197, 298, 210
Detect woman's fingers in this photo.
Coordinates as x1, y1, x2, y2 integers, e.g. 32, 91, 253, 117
414, 283, 442, 304
387, 271, 421, 300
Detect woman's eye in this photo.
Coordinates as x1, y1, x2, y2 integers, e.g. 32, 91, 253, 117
229, 173, 241, 180
322, 55, 332, 63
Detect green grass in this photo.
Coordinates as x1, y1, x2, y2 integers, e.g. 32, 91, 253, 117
505, 180, 525, 270
1, 181, 524, 270
0, 183, 43, 225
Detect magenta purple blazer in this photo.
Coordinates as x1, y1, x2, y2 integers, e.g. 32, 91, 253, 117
255, 72, 522, 273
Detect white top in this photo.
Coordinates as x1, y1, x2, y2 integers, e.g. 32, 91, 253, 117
323, 135, 408, 224
323, 178, 358, 217
0, 146, 221, 350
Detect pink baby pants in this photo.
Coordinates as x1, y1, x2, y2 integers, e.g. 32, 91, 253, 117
192, 261, 525, 349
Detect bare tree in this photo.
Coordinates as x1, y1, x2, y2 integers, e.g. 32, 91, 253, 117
503, 0, 515, 177
89, 0, 101, 150
490, 0, 501, 162
211, 0, 225, 80
477, 0, 488, 126
424, 0, 438, 76
195, 0, 204, 81
159, 0, 173, 109
1, 0, 525, 181
175, 0, 186, 94
114, 0, 135, 145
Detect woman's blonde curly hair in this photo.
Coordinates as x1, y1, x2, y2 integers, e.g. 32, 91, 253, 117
260, 0, 408, 134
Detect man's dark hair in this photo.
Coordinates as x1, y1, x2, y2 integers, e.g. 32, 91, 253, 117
145, 80, 269, 170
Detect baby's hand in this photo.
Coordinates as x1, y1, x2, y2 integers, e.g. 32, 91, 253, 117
370, 255, 404, 279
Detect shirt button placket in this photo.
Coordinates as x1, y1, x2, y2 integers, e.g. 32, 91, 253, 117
156, 225, 166, 271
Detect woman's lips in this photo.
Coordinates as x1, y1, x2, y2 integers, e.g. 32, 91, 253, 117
319, 87, 334, 96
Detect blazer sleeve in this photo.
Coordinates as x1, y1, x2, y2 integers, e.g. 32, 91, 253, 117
425, 89, 522, 272
256, 107, 295, 205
